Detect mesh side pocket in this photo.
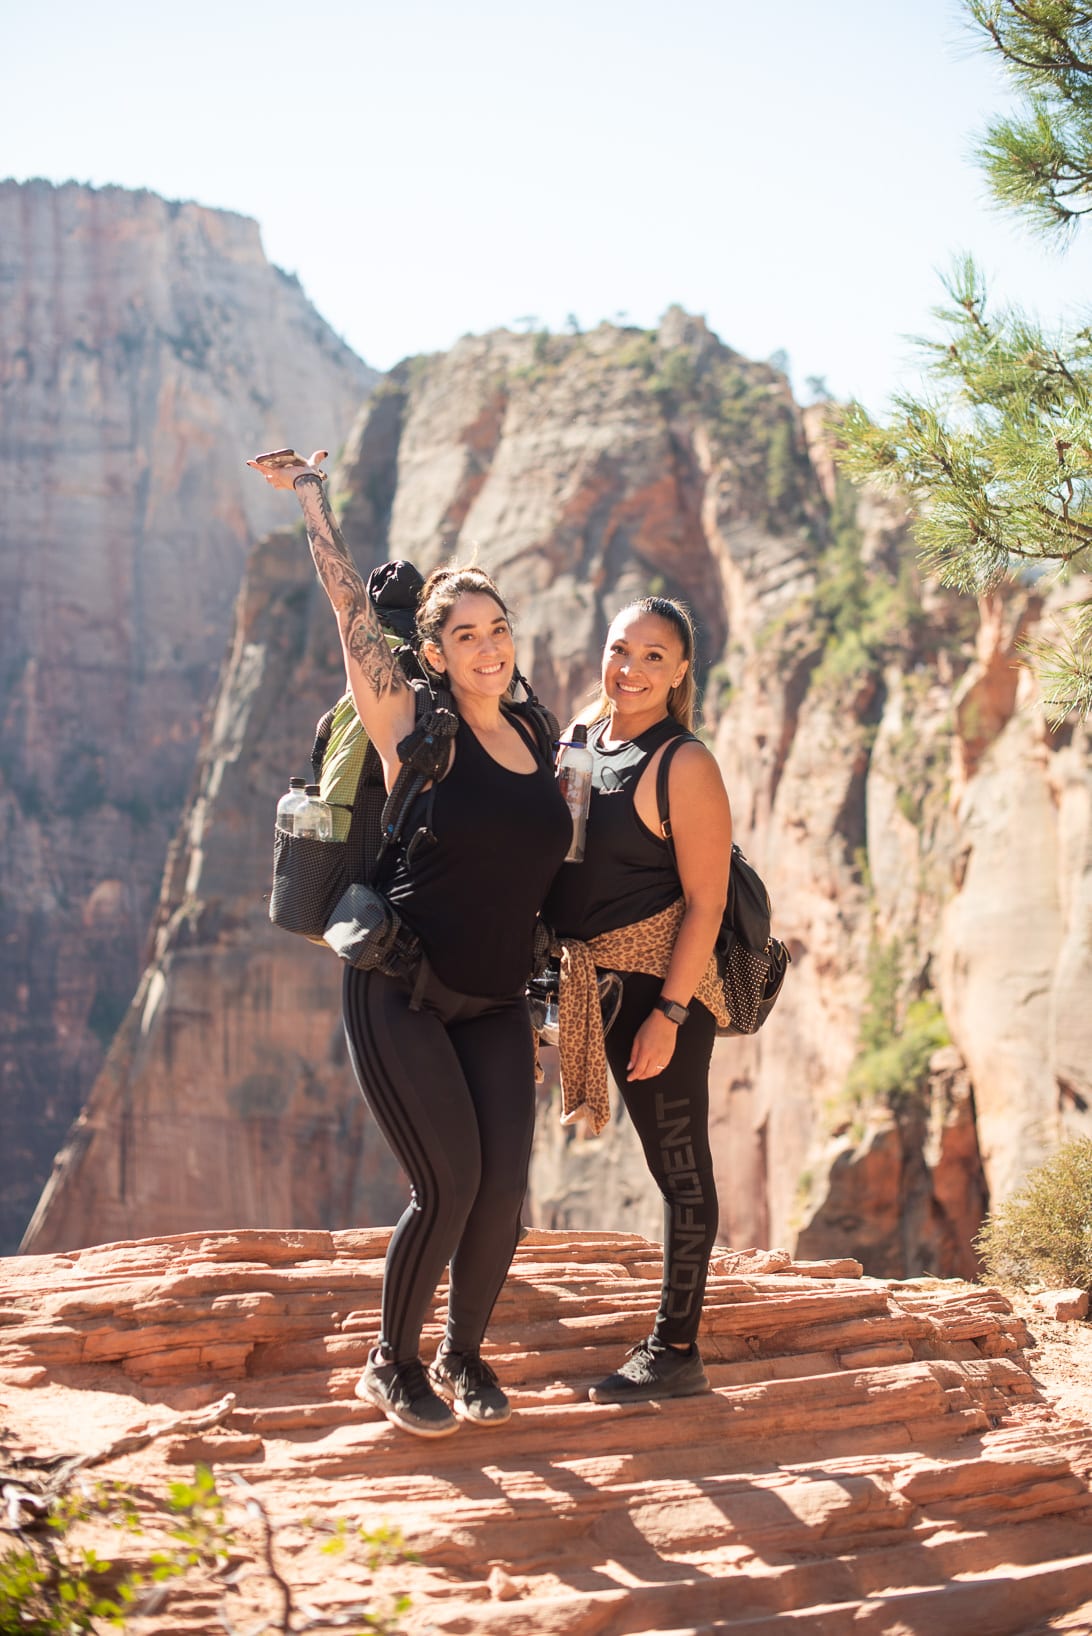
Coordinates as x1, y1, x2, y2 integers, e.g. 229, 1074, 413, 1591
269, 828, 351, 941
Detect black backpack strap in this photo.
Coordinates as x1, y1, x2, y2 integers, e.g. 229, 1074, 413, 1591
657, 739, 774, 954
504, 701, 559, 766
509, 670, 560, 764
394, 680, 458, 778
370, 682, 458, 881
654, 730, 700, 867
310, 703, 339, 783
529, 703, 560, 761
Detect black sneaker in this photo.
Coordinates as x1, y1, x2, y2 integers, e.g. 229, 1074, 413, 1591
357, 1347, 459, 1438
429, 1345, 512, 1424
588, 1337, 710, 1404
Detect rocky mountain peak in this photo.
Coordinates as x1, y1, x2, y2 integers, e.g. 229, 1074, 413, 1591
0, 179, 376, 1252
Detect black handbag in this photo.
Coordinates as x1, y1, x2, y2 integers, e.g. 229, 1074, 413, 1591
656, 736, 790, 1036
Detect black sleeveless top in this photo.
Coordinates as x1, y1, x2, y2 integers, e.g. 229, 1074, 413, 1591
543, 715, 684, 942
385, 714, 571, 997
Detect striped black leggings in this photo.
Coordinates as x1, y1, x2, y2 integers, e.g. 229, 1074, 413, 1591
604, 972, 720, 1346
342, 964, 536, 1362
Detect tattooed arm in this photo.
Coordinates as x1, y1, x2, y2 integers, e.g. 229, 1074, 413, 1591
247, 451, 415, 777
292, 473, 407, 701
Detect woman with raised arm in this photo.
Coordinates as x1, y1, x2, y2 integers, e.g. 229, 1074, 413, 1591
249, 450, 571, 1439
543, 597, 733, 1404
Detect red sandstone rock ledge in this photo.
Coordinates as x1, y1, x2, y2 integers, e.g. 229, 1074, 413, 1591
3, 1227, 1092, 1635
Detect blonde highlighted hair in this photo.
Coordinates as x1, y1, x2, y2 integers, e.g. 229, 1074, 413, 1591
584, 597, 698, 732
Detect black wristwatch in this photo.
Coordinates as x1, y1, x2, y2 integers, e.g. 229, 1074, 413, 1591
654, 997, 689, 1026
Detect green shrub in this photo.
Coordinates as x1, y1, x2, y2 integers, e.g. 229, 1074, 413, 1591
650, 347, 696, 401
764, 417, 797, 516
613, 331, 656, 373
0, 1467, 411, 1634
826, 935, 950, 1135
977, 1138, 1092, 1290
805, 473, 931, 693
845, 997, 950, 1110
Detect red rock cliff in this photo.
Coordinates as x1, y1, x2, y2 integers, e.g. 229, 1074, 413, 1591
0, 180, 375, 1252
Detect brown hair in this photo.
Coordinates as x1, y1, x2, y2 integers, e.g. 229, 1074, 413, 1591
584, 596, 698, 731
416, 564, 511, 657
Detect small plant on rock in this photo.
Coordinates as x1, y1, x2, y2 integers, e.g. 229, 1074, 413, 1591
0, 1468, 232, 1633
976, 1138, 1092, 1290
0, 1464, 412, 1635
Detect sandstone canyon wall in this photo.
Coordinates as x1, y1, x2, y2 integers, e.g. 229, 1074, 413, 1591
0, 180, 376, 1252
17, 306, 1092, 1275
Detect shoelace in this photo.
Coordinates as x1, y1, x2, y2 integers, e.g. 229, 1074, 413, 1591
621, 1339, 682, 1381
389, 1356, 434, 1402
451, 1352, 500, 1395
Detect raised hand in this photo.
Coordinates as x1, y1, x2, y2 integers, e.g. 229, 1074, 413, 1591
246, 448, 329, 491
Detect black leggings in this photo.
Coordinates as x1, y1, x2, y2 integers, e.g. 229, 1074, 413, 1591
342, 963, 536, 1362
604, 972, 719, 1346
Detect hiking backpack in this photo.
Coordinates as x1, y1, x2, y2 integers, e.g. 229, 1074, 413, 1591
655, 733, 791, 1036
268, 560, 559, 951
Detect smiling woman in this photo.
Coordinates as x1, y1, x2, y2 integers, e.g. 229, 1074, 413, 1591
544, 596, 733, 1407
248, 450, 571, 1441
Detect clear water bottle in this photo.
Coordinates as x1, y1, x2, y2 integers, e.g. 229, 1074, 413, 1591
557, 724, 593, 863
276, 777, 308, 834
541, 992, 560, 1046
294, 783, 334, 841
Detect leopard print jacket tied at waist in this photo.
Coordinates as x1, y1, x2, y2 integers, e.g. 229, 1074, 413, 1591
553, 897, 730, 1135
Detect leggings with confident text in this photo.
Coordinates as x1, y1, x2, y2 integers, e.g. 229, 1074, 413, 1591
604, 971, 719, 1346
342, 964, 536, 1362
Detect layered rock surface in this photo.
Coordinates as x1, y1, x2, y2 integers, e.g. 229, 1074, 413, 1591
0, 180, 375, 1252
3, 1228, 1092, 1633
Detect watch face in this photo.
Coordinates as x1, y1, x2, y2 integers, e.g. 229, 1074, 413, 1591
659, 999, 688, 1025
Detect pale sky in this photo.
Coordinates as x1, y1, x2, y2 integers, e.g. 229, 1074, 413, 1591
6, 0, 1090, 412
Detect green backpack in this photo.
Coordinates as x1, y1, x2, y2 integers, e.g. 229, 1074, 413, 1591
315, 690, 374, 844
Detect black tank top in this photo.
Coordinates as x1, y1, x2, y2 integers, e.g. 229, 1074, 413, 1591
543, 715, 684, 941
385, 714, 571, 997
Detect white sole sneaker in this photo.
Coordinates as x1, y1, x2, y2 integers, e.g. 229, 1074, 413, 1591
356, 1356, 460, 1438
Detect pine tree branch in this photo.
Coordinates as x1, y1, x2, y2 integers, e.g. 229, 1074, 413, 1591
975, 2, 1092, 78
1022, 593, 1092, 721
1009, 1, 1092, 74
1027, 512, 1092, 550
834, 5, 1092, 714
